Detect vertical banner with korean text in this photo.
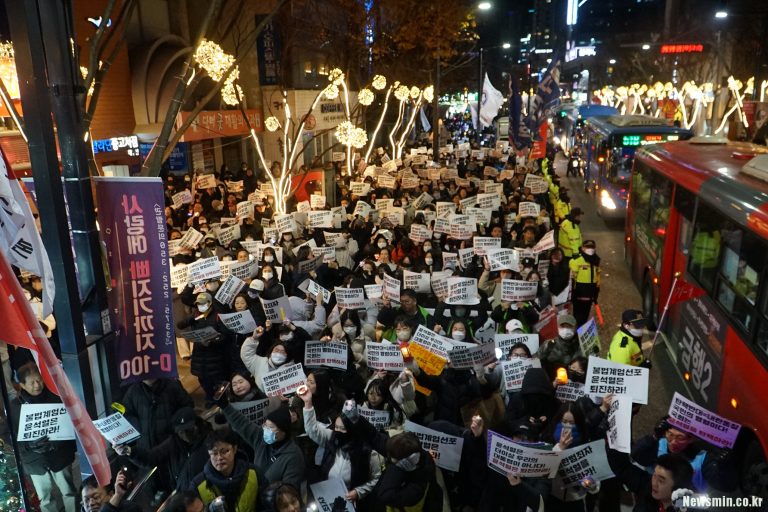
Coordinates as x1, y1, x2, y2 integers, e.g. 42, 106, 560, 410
95, 177, 177, 384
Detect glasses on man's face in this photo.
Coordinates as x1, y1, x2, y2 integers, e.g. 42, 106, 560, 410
208, 447, 232, 458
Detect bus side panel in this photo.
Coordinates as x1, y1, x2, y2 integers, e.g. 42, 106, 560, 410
718, 328, 768, 455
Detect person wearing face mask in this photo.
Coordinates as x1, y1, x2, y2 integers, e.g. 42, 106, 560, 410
569, 239, 601, 328
378, 290, 435, 341
176, 292, 231, 403
260, 264, 286, 300
298, 390, 383, 506
358, 259, 378, 285
558, 207, 583, 262
261, 247, 279, 267
537, 314, 582, 381
287, 293, 326, 338
217, 396, 306, 489
608, 309, 649, 367
240, 323, 293, 392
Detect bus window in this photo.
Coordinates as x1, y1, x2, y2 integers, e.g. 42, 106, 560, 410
632, 161, 652, 222
674, 186, 696, 255
688, 202, 723, 292
648, 172, 672, 237
607, 147, 633, 186
714, 228, 764, 332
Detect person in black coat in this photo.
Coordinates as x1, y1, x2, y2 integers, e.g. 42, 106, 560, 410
410, 361, 482, 426
504, 367, 560, 429
114, 407, 212, 492
546, 248, 570, 297
10, 364, 78, 512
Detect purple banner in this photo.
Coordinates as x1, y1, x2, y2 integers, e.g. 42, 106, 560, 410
94, 177, 177, 384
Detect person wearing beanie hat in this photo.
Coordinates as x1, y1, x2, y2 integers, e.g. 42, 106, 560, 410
219, 400, 306, 489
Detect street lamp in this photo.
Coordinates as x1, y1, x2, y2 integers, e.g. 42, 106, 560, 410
502, 42, 511, 49
642, 44, 651, 50
714, 9, 728, 18
609, 58, 617, 64
478, 2, 492, 10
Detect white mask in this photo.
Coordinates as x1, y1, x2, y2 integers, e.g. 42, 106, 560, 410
628, 327, 644, 337
271, 353, 287, 365
451, 331, 466, 341
377, 241, 387, 249
198, 303, 210, 313
264, 255, 274, 263
423, 244, 432, 252
263, 272, 274, 281
584, 248, 596, 256
558, 327, 575, 340
343, 326, 357, 337
396, 330, 411, 341
425, 258, 433, 265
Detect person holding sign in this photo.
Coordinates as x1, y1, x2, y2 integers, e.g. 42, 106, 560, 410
364, 371, 415, 428
378, 290, 435, 342
408, 352, 482, 425
297, 388, 383, 505
240, 324, 299, 395
569, 240, 601, 328
9, 364, 78, 512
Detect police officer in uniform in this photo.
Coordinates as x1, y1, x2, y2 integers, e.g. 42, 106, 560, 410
607, 309, 650, 367
568, 239, 599, 327
558, 207, 583, 264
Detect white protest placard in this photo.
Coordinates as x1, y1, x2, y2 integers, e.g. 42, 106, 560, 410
226, 259, 258, 281
332, 151, 346, 162
297, 255, 323, 274
179, 326, 221, 344
274, 214, 296, 234
483, 165, 499, 177
524, 174, 549, 194
334, 287, 365, 309
556, 382, 587, 403
366, 343, 405, 371
403, 270, 432, 294
501, 279, 538, 302
170, 264, 189, 288
401, 176, 419, 189
484, 182, 504, 196
196, 174, 216, 189
168, 239, 182, 257
667, 392, 741, 449
171, 190, 193, 208
409, 224, 430, 244
429, 270, 452, 299
473, 237, 501, 256
533, 230, 556, 253
459, 196, 477, 211
433, 217, 451, 235
378, 174, 396, 188
304, 341, 349, 370
383, 274, 401, 300
494, 333, 540, 356
449, 223, 474, 240
351, 182, 371, 196
487, 248, 519, 272
353, 201, 371, 218
92, 413, 141, 445
231, 399, 271, 426
556, 440, 615, 488
225, 180, 244, 193
214, 275, 246, 306
188, 257, 222, 283
477, 193, 501, 210
466, 207, 493, 226
448, 342, 497, 369
364, 284, 383, 300
607, 395, 633, 453
411, 324, 454, 359
260, 183, 275, 196
436, 202, 456, 218
446, 277, 478, 305
382, 207, 405, 226
220, 217, 239, 227
518, 201, 541, 217
248, 190, 266, 203
259, 295, 293, 322
487, 430, 561, 477
296, 200, 311, 213
219, 310, 257, 334
458, 247, 475, 268
310, 194, 327, 209
359, 407, 391, 429
413, 192, 433, 210
586, 356, 649, 404
264, 227, 279, 242
308, 210, 333, 229
404, 420, 464, 472
300, 279, 329, 304
310, 478, 355, 512
577, 318, 601, 356
17, 404, 75, 441
375, 198, 395, 211
262, 362, 306, 397
501, 358, 538, 391
311, 245, 336, 263
180, 227, 204, 249
217, 224, 241, 246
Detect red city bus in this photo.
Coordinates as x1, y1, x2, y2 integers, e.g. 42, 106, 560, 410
625, 138, 768, 493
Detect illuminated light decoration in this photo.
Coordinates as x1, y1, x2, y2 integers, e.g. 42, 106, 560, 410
328, 68, 345, 85
659, 44, 704, 54
715, 76, 750, 134
396, 91, 425, 158
323, 83, 339, 100
264, 116, 280, 132
358, 88, 374, 106
423, 85, 434, 103
364, 85, 393, 162
335, 120, 355, 146
760, 80, 768, 102
372, 74, 387, 90
220, 80, 243, 106
0, 41, 20, 99
92, 135, 140, 156
394, 85, 410, 101
194, 39, 235, 82
409, 86, 421, 99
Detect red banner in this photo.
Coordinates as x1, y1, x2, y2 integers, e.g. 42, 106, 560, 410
0, 250, 111, 487
177, 108, 264, 142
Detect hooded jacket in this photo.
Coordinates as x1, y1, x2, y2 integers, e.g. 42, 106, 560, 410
121, 379, 194, 453
505, 368, 559, 425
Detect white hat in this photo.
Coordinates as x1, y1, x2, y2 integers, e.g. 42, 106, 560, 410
505, 319, 524, 332
249, 279, 264, 292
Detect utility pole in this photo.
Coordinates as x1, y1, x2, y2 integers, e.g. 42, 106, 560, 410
432, 56, 441, 159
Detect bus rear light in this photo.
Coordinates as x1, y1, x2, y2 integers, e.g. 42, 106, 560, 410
655, 228, 666, 236
730, 398, 739, 409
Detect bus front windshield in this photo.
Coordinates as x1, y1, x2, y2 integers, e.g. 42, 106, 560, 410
606, 146, 636, 185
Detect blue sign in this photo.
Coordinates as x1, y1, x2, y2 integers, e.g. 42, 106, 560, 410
139, 142, 188, 172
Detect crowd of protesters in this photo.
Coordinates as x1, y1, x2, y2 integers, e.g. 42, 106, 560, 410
2, 142, 739, 512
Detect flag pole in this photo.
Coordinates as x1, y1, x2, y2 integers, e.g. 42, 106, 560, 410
646, 271, 681, 361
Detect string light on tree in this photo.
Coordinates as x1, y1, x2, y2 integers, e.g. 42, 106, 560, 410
372, 74, 387, 90
264, 116, 280, 132
358, 88, 374, 106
